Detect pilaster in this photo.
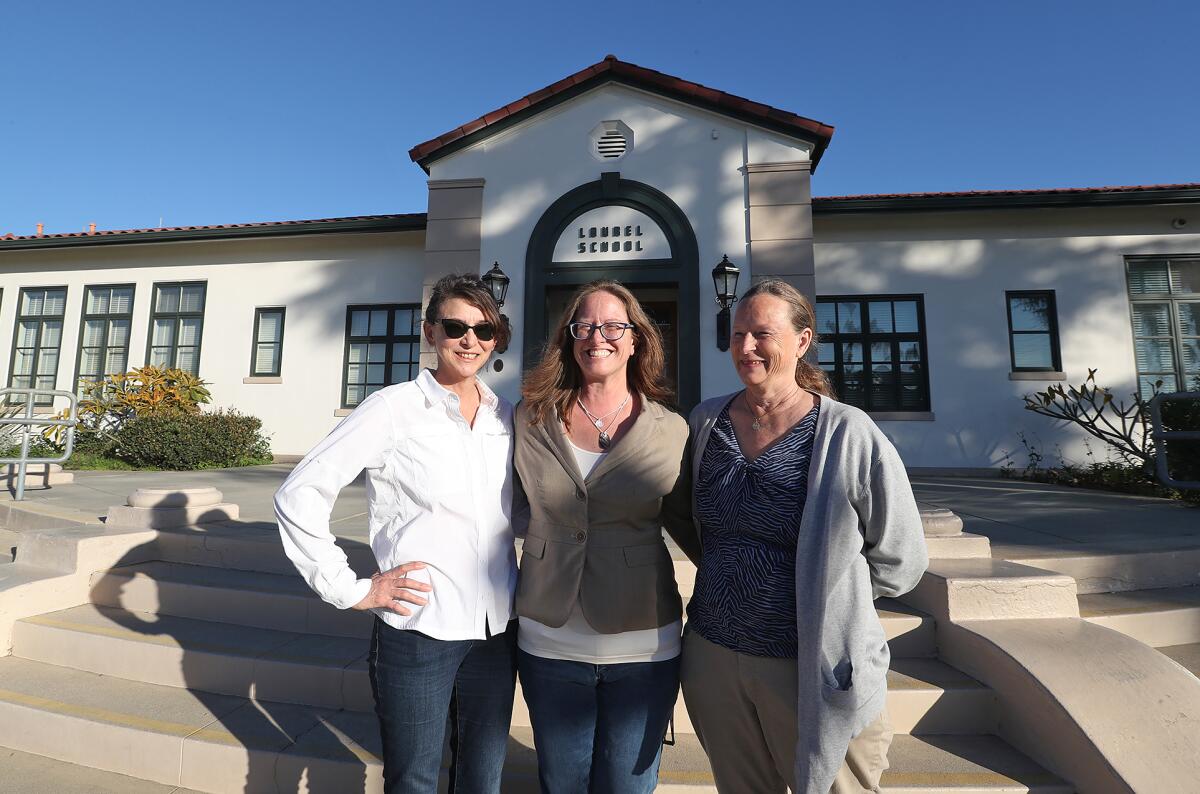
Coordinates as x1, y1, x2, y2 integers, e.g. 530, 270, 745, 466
421, 178, 484, 370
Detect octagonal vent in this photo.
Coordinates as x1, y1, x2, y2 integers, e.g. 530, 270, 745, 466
590, 120, 633, 162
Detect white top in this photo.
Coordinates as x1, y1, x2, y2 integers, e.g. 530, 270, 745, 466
517, 439, 682, 664
274, 369, 516, 641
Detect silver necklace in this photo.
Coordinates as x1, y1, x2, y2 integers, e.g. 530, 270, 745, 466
576, 393, 631, 450
743, 388, 800, 432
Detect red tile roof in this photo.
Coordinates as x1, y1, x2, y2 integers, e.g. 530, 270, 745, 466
408, 55, 835, 172
812, 183, 1200, 212
815, 183, 1200, 202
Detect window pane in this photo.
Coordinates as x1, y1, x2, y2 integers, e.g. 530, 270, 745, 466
1128, 261, 1170, 294
257, 311, 282, 343
816, 302, 837, 336
12, 350, 33, 376
10, 376, 31, 390
148, 348, 172, 367
893, 301, 919, 333
1182, 339, 1200, 374
350, 310, 369, 337
837, 302, 861, 334
346, 363, 365, 384
841, 364, 864, 407
842, 342, 862, 364
1170, 261, 1200, 295
105, 349, 127, 375
868, 302, 893, 333
1139, 375, 1177, 399
870, 362, 896, 409
369, 310, 388, 336
1179, 303, 1200, 337
108, 319, 130, 347
254, 344, 278, 374
37, 350, 58, 376
1014, 334, 1054, 369
21, 290, 43, 315
367, 364, 385, 384
365, 384, 382, 398
35, 375, 55, 391
410, 342, 421, 362
1009, 295, 1051, 331
110, 288, 133, 314
1135, 340, 1175, 372
175, 348, 199, 374
870, 342, 892, 363
898, 341, 921, 362
367, 343, 386, 363
346, 385, 365, 406
41, 320, 62, 348
817, 342, 834, 365
348, 343, 367, 364
1132, 303, 1172, 338
395, 308, 415, 336
393, 343, 406, 364
42, 289, 65, 315
86, 288, 110, 314
82, 319, 106, 347
177, 318, 201, 347
180, 285, 205, 312
900, 363, 924, 409
156, 286, 180, 313
16, 321, 38, 347
78, 349, 102, 376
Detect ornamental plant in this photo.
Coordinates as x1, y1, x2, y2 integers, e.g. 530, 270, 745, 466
1022, 369, 1156, 467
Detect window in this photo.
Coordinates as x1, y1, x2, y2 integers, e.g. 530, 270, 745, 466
75, 284, 135, 393
147, 282, 206, 375
816, 295, 930, 412
250, 308, 285, 377
1006, 291, 1061, 372
342, 304, 422, 408
1126, 257, 1200, 398
9, 287, 67, 404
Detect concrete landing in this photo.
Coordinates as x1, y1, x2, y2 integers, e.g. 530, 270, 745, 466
0, 746, 202, 793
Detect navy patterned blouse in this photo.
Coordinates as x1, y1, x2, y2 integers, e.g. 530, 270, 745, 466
687, 400, 820, 658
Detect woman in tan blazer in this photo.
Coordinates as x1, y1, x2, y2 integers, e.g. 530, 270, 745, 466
515, 280, 699, 794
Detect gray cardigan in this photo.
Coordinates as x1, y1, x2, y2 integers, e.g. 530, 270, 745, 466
688, 392, 927, 794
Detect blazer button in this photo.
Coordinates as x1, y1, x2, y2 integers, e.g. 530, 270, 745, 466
575, 488, 585, 501
574, 530, 586, 543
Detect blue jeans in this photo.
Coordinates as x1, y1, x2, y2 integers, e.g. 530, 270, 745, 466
368, 618, 517, 794
518, 650, 680, 794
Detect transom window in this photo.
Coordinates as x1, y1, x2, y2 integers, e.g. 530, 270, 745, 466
1126, 257, 1200, 398
250, 308, 286, 377
816, 296, 930, 412
1006, 291, 1062, 372
342, 304, 422, 408
75, 285, 135, 393
147, 282, 206, 375
10, 287, 67, 404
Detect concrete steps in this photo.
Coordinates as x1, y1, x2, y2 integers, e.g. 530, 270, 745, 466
1078, 585, 1200, 647
0, 746, 203, 793
1158, 642, 1200, 679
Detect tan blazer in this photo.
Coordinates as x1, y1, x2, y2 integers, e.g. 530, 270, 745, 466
514, 397, 699, 633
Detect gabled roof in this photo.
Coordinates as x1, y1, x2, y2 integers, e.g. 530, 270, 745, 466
0, 214, 426, 251
812, 183, 1200, 213
408, 55, 835, 173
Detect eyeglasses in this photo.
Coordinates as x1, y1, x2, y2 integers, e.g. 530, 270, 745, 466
437, 318, 496, 341
568, 321, 635, 341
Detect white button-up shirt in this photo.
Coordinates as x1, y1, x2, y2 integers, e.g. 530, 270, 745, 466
274, 369, 516, 641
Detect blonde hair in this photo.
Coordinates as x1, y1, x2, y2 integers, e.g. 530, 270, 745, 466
522, 280, 673, 427
739, 279, 834, 397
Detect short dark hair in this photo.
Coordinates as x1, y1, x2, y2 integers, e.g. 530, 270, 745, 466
423, 273, 510, 349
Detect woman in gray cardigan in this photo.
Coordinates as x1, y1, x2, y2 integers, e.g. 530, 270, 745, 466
680, 279, 928, 794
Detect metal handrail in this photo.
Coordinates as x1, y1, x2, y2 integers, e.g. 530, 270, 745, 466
0, 388, 78, 501
1148, 390, 1200, 491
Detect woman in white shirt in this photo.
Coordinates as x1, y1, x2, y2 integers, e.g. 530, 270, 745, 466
274, 274, 517, 794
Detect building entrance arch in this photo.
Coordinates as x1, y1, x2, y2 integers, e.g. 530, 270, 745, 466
523, 173, 700, 410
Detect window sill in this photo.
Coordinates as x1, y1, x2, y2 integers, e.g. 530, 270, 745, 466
243, 376, 282, 384
333, 408, 354, 417
868, 411, 935, 421
1008, 371, 1067, 381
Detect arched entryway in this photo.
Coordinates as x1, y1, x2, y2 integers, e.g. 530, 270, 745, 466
523, 173, 700, 410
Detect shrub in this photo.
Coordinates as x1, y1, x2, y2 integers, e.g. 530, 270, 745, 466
67, 366, 212, 445
113, 409, 272, 470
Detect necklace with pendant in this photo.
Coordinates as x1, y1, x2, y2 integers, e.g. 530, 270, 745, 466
577, 393, 631, 450
743, 389, 800, 432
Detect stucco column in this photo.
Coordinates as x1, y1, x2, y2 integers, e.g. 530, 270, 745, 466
421, 178, 484, 370
745, 161, 815, 304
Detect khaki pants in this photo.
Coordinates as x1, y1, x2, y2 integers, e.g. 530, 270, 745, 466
680, 629, 892, 794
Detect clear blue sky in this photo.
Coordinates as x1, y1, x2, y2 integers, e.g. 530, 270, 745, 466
3, 0, 1198, 236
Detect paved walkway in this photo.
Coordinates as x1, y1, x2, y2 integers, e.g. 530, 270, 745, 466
1, 466, 1197, 562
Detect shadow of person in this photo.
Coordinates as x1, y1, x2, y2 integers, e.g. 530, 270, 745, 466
90, 508, 380, 793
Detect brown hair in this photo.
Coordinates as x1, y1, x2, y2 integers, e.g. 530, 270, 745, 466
739, 279, 834, 397
423, 273, 510, 350
522, 280, 673, 427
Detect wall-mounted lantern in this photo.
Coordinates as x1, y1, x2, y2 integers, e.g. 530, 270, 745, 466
481, 261, 511, 356
711, 254, 740, 351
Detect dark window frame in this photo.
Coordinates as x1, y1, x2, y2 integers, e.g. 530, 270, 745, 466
73, 283, 136, 394
1005, 290, 1062, 372
341, 303, 422, 409
1125, 255, 1200, 397
9, 286, 68, 405
145, 281, 207, 375
816, 294, 932, 413
249, 307, 286, 378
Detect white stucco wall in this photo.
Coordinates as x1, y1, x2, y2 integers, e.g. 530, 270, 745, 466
426, 83, 813, 404
814, 204, 1200, 469
0, 231, 426, 456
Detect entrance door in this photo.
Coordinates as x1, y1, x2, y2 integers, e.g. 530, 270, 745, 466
543, 284, 680, 400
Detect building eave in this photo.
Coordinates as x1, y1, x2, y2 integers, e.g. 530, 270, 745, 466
813, 184, 1200, 214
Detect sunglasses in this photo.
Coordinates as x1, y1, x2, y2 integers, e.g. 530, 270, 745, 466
436, 318, 496, 341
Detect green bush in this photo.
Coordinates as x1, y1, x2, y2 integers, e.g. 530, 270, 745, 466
1159, 395, 1200, 484
0, 439, 61, 460
113, 409, 272, 470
